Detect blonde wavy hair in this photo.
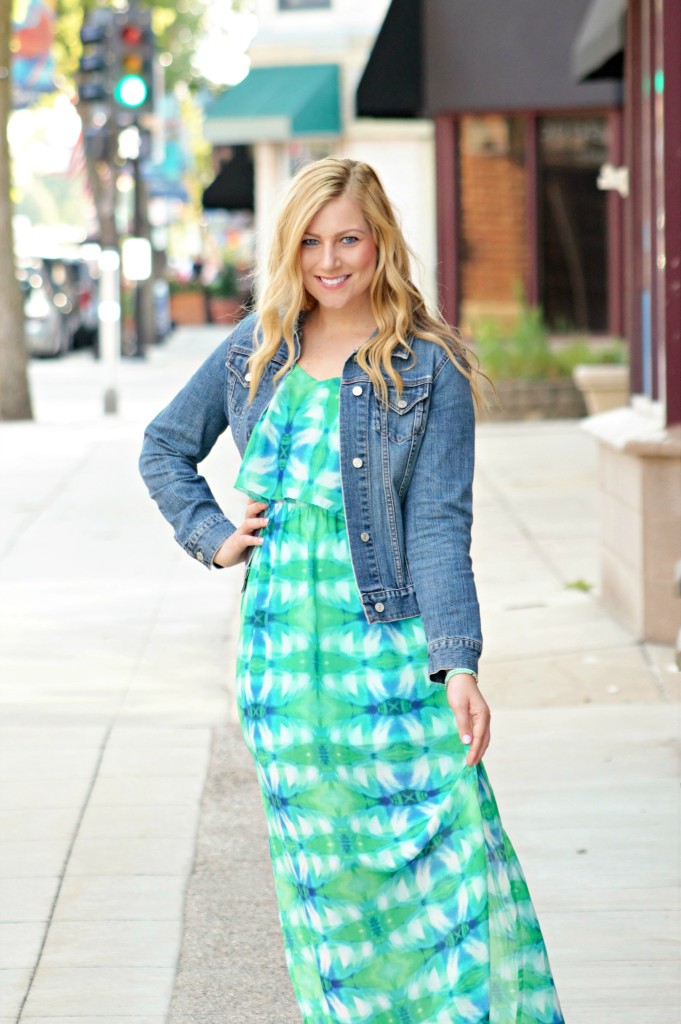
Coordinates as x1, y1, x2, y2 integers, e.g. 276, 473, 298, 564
248, 157, 488, 410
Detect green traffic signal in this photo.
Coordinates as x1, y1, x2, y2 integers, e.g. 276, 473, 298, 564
113, 74, 149, 108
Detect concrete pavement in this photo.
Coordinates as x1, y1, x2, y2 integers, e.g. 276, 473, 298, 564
0, 327, 678, 1024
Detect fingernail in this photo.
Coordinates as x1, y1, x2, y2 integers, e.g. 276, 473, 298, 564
462, 734, 472, 744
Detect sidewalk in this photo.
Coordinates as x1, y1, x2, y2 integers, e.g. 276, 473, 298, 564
0, 327, 678, 1024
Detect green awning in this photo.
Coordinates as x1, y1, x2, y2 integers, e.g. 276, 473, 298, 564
204, 65, 341, 144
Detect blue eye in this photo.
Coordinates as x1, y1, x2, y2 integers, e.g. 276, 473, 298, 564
301, 238, 318, 246
341, 236, 359, 245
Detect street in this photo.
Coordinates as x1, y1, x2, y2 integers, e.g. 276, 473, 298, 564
0, 328, 679, 1024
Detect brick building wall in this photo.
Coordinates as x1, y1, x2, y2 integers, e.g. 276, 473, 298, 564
458, 115, 529, 335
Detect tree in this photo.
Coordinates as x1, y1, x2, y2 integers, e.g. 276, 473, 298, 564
0, 0, 242, 417
0, 0, 32, 420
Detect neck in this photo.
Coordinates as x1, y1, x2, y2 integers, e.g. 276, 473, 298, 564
306, 304, 376, 340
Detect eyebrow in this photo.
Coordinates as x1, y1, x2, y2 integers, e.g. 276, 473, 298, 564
302, 227, 367, 238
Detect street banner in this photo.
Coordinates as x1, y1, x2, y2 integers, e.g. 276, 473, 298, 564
12, 0, 57, 107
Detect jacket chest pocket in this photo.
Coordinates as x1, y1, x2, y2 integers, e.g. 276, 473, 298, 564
371, 380, 431, 444
226, 348, 284, 420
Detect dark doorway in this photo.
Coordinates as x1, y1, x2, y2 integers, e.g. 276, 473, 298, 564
538, 115, 608, 331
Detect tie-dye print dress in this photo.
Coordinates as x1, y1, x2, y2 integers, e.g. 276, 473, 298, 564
234, 363, 564, 1024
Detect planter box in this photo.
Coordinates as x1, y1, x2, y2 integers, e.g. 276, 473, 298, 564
169, 291, 207, 325
479, 377, 587, 421
572, 364, 630, 414
583, 407, 681, 645
207, 296, 245, 325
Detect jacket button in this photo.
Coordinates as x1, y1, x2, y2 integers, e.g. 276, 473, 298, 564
397, 398, 408, 409
352, 457, 363, 468
352, 385, 363, 396
196, 551, 205, 562
245, 372, 252, 381
360, 532, 370, 542
375, 602, 385, 613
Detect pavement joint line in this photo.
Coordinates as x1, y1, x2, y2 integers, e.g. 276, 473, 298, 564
0, 446, 92, 568
475, 461, 601, 598
641, 641, 677, 703
15, 722, 113, 1024
106, 546, 186, 729
482, 639, 646, 663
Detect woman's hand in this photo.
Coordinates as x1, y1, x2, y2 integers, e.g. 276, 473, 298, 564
212, 500, 269, 568
446, 675, 491, 767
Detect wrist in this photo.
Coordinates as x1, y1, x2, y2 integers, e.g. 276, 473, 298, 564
444, 668, 478, 688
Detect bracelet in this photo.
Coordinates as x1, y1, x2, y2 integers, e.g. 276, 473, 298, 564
444, 668, 478, 687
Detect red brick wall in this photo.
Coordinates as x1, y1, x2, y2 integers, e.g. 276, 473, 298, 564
459, 115, 529, 329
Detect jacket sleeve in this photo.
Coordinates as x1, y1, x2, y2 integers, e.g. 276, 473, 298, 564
138, 337, 236, 568
403, 352, 483, 680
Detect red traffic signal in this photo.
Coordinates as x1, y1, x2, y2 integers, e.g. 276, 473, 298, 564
121, 24, 143, 46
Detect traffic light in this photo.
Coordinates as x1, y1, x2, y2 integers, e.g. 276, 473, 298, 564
113, 9, 154, 113
78, 9, 115, 104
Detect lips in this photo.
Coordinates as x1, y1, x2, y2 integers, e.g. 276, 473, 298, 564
316, 275, 350, 288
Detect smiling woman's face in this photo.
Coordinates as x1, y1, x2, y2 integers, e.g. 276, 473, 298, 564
299, 194, 377, 318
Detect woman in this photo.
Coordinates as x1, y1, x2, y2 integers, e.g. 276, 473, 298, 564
140, 158, 564, 1024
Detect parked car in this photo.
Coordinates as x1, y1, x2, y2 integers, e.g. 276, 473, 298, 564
43, 257, 99, 350
17, 262, 68, 357
73, 259, 99, 348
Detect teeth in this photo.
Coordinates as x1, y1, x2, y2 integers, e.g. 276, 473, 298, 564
320, 276, 348, 285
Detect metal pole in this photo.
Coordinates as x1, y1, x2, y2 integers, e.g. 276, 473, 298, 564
132, 154, 146, 358
99, 248, 121, 414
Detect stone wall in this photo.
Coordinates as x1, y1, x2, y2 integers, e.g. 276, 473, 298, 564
479, 378, 587, 421
584, 408, 681, 645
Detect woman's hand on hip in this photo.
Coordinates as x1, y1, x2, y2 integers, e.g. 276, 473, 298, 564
446, 675, 491, 767
212, 500, 269, 568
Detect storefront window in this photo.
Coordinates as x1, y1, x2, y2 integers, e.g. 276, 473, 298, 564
457, 115, 528, 334
538, 115, 608, 331
279, 0, 331, 9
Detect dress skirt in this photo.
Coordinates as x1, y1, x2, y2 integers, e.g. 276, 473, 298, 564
234, 365, 564, 1024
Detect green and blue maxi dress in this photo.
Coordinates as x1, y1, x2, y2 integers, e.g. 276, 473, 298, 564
235, 363, 564, 1024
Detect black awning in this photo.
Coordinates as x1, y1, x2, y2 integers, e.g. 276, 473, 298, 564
202, 147, 254, 212
356, 0, 422, 118
572, 0, 626, 81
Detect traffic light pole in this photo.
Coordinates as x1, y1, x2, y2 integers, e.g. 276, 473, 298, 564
132, 155, 146, 359
99, 249, 121, 414
79, 2, 157, 369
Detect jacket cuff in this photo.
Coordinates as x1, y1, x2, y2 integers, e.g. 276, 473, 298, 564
427, 637, 481, 683
185, 515, 236, 569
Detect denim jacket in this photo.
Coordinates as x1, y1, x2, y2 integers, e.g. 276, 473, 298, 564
139, 312, 482, 681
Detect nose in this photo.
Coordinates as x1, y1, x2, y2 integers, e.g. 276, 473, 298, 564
319, 241, 341, 271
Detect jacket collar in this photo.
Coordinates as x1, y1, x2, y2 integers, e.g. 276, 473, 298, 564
288, 309, 411, 361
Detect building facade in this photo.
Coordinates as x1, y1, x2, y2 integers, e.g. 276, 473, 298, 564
203, 0, 438, 307
359, 0, 623, 336
360, 0, 679, 650
574, 0, 680, 651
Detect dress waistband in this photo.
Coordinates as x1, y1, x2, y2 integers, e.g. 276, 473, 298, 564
264, 497, 344, 515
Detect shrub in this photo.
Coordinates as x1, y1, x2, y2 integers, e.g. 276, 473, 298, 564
473, 302, 627, 381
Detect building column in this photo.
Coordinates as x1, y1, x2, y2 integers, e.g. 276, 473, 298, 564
434, 115, 459, 327
254, 142, 288, 290
607, 108, 625, 339
662, 0, 681, 425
